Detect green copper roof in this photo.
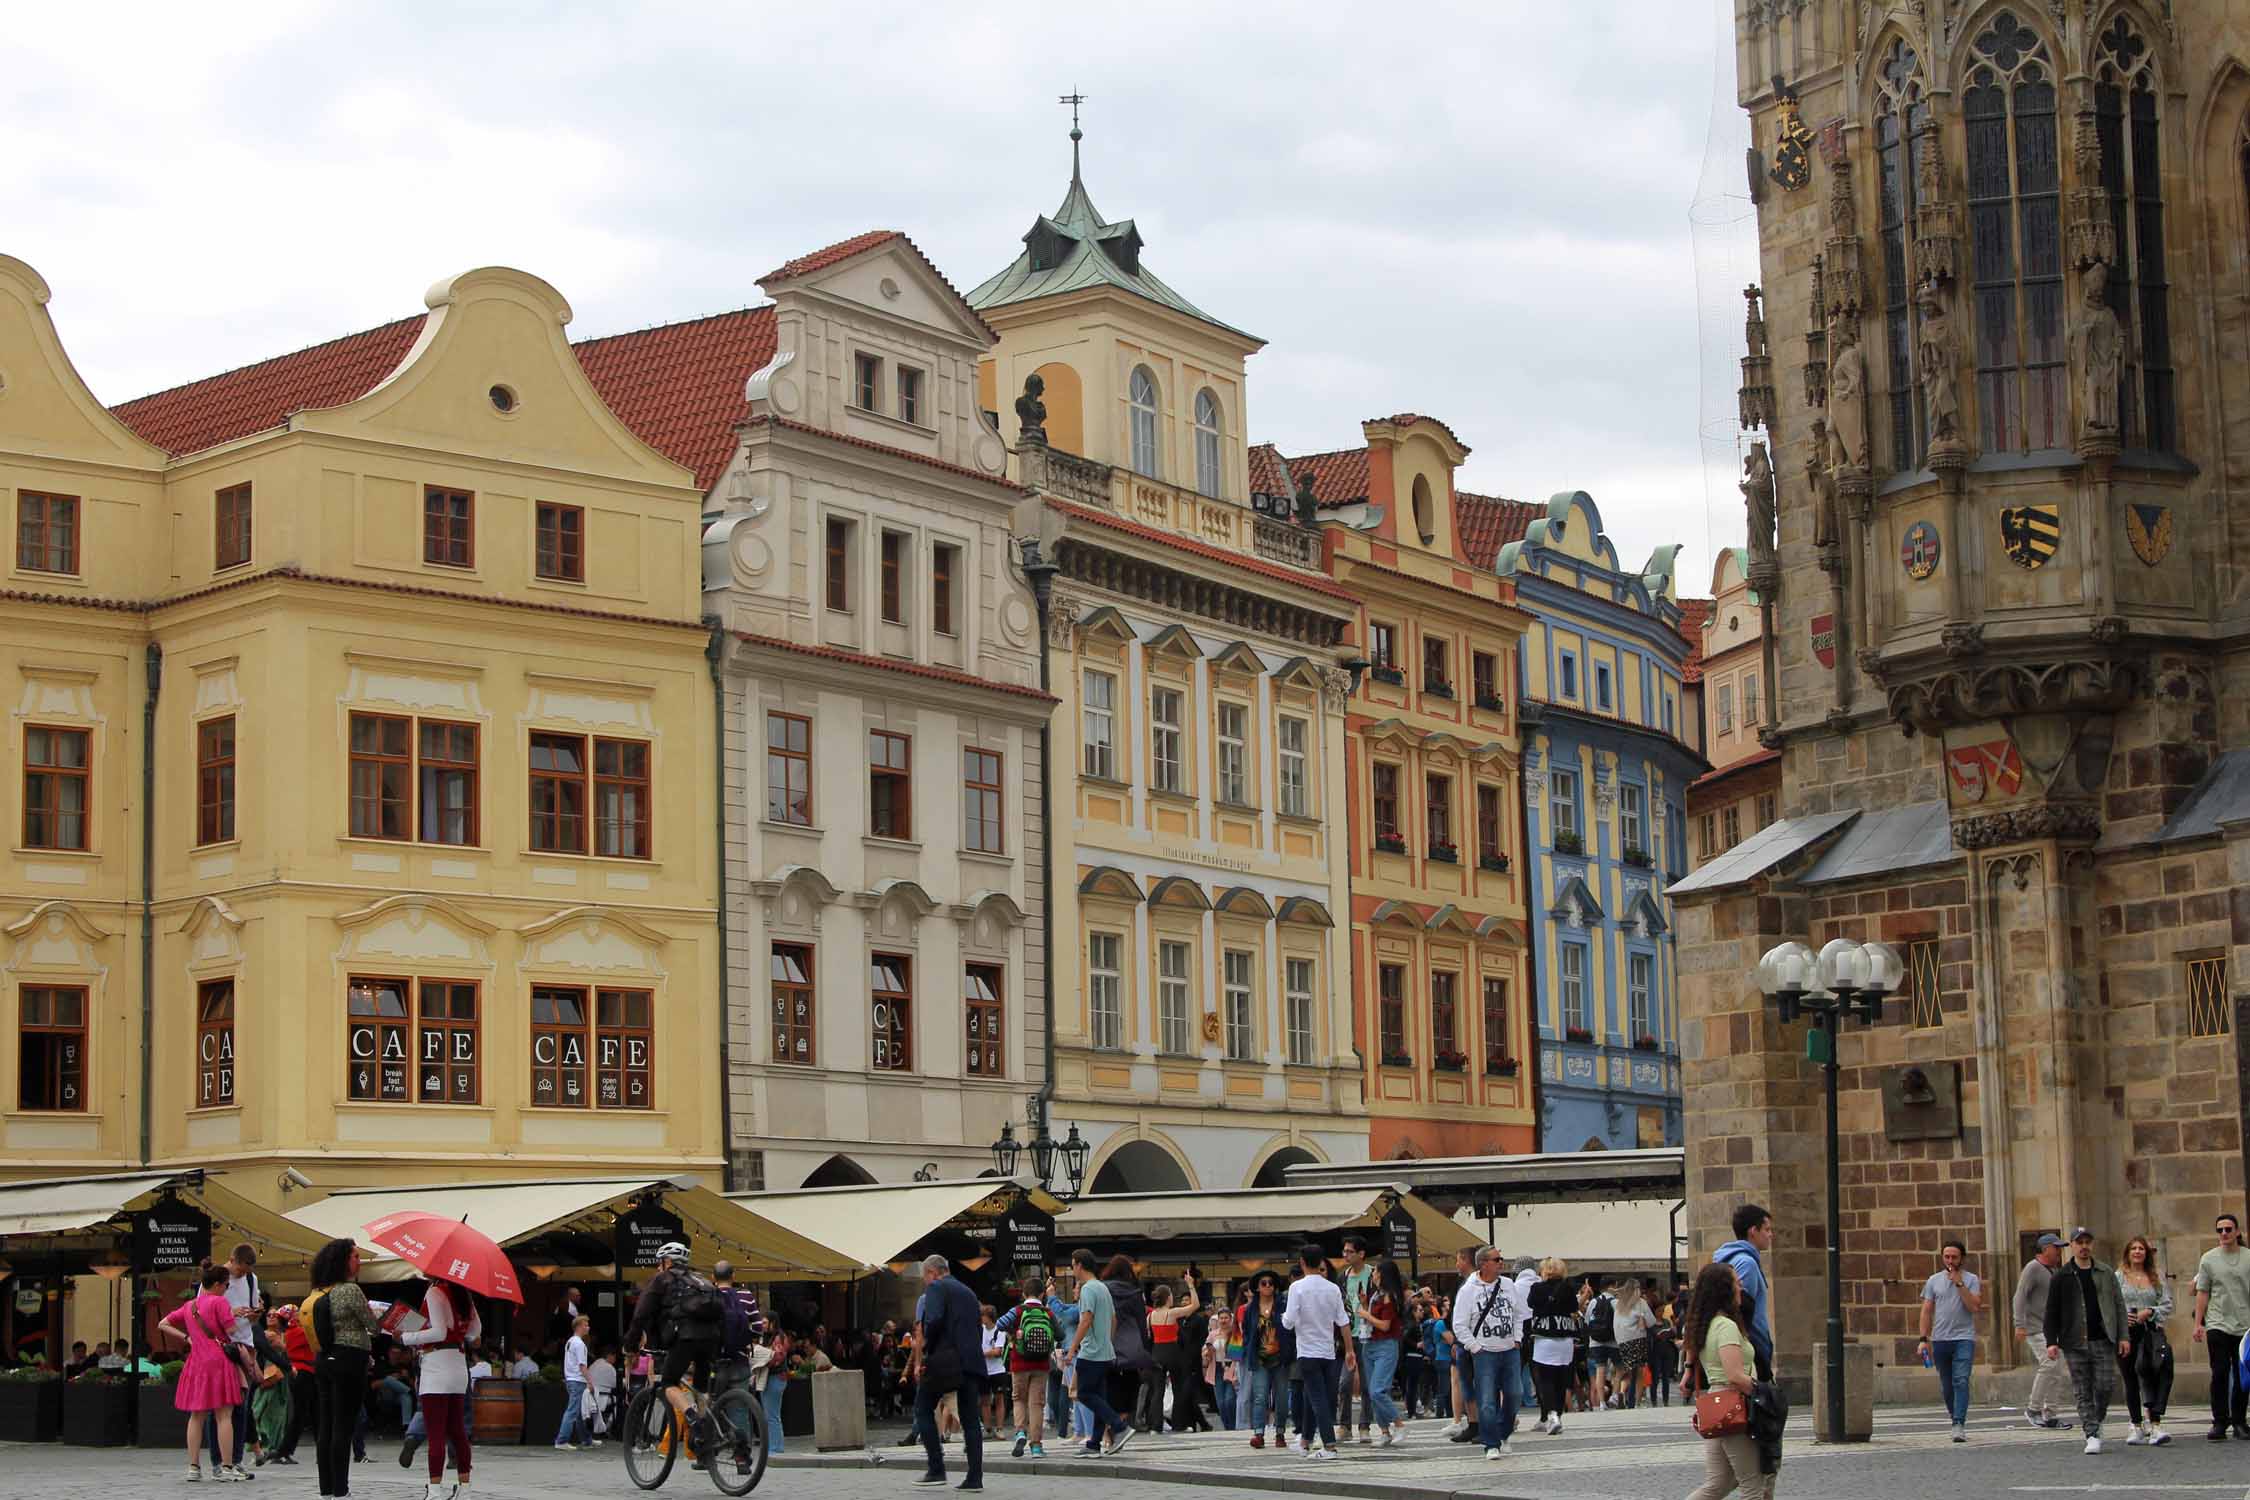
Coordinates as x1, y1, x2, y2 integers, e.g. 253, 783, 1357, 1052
966, 139, 1255, 341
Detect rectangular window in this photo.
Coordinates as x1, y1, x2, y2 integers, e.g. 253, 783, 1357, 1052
870, 953, 912, 1071
1150, 687, 1184, 793
869, 730, 912, 839
932, 543, 957, 635
530, 985, 590, 1106
1378, 963, 1407, 1061
525, 730, 649, 857
215, 483, 253, 570
1422, 636, 1450, 693
595, 987, 654, 1108
1558, 651, 1578, 700
593, 737, 651, 858
897, 366, 923, 425
1743, 671, 1761, 725
1431, 970, 1458, 1059
535, 501, 584, 582
422, 486, 474, 568
1088, 933, 1123, 1050
1595, 662, 1613, 710
1700, 813, 1717, 859
1621, 783, 1644, 853
1216, 702, 1248, 806
1083, 670, 1116, 779
854, 352, 881, 410
1278, 716, 1308, 817
824, 516, 851, 611
1663, 694, 1675, 734
965, 963, 1003, 1077
18, 985, 87, 1111
1482, 977, 1510, 1071
1628, 953, 1652, 1041
197, 716, 236, 846
1157, 939, 1192, 1055
1907, 939, 1943, 1029
880, 530, 906, 624
16, 492, 80, 575
415, 980, 479, 1104
771, 944, 815, 1066
416, 720, 479, 846
1473, 650, 1501, 708
23, 725, 91, 851
767, 712, 812, 825
1222, 949, 1254, 1062
1372, 763, 1400, 840
1285, 958, 1316, 1065
1561, 946, 1588, 1034
1717, 682, 1735, 732
346, 976, 411, 1102
1551, 769, 1578, 838
962, 747, 1003, 854
196, 979, 236, 1107
1722, 805, 1742, 848
1426, 773, 1453, 853
2189, 955, 2231, 1038
1477, 783, 1503, 861
1755, 793, 1776, 829
528, 731, 588, 853
1370, 623, 1395, 669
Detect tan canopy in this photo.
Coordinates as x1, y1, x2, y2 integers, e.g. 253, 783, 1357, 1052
729, 1178, 1068, 1271
1053, 1184, 1477, 1255
0, 1169, 327, 1269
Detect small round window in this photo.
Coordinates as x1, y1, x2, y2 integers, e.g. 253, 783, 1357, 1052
489, 384, 518, 414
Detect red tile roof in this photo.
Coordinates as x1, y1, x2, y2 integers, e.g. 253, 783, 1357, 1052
1691, 744, 1781, 790
1373, 412, 1470, 456
1674, 596, 1715, 682
1247, 442, 1293, 498
111, 316, 426, 456
1044, 497, 1359, 604
1282, 446, 1371, 508
758, 229, 995, 340
1454, 489, 1541, 567
575, 307, 777, 490
733, 630, 1055, 703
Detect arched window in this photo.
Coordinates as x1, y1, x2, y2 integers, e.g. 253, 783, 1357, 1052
2095, 15, 2174, 451
1411, 474, 1436, 546
1874, 38, 1932, 469
1129, 365, 1160, 478
1964, 10, 2065, 452
1193, 388, 1223, 497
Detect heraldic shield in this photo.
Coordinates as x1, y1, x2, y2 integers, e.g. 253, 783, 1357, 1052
2000, 503, 2061, 569
2126, 503, 2172, 566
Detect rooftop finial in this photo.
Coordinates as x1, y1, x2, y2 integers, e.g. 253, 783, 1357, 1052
1060, 90, 1087, 181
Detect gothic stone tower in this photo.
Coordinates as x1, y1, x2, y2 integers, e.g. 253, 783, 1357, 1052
1674, 1, 2250, 1401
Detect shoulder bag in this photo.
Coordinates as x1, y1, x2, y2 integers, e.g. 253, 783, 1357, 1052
1682, 1336, 1750, 1438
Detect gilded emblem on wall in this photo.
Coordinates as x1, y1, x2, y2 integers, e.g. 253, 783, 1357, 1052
1999, 504, 2061, 570
2126, 503, 2172, 566
1901, 520, 1941, 580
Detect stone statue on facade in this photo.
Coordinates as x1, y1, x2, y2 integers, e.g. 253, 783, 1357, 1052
1294, 471, 1319, 529
1741, 440, 1778, 575
1808, 419, 1841, 550
1014, 373, 1047, 446
1827, 319, 1870, 471
1916, 277, 1962, 450
2072, 261, 2124, 435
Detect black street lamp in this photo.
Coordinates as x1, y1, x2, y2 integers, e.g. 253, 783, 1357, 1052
1755, 937, 1904, 1444
993, 1116, 1092, 1199
1058, 1123, 1090, 1197
989, 1121, 1021, 1178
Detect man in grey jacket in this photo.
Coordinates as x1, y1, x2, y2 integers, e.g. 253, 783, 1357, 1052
2044, 1227, 2131, 1455
2014, 1233, 2071, 1430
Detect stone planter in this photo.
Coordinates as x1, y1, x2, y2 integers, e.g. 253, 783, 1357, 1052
62, 1379, 133, 1446
0, 1377, 61, 1442
520, 1379, 568, 1446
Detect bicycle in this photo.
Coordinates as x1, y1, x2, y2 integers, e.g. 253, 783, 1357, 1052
621, 1352, 766, 1495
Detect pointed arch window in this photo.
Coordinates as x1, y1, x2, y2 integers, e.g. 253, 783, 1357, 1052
2095, 15, 2175, 452
1193, 389, 1223, 497
1875, 39, 1932, 469
1129, 365, 1161, 478
1964, 11, 2066, 453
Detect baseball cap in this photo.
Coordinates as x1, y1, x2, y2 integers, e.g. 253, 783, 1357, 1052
2034, 1233, 2063, 1249
2069, 1226, 2094, 1242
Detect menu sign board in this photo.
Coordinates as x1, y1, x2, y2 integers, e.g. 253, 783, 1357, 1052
1000, 1204, 1055, 1270
615, 1202, 686, 1269
134, 1202, 213, 1273
1380, 1201, 1418, 1266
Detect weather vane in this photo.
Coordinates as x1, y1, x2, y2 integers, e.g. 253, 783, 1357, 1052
1060, 90, 1086, 137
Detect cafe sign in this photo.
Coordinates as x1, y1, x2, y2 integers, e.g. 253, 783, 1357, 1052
615, 1201, 686, 1269
133, 1200, 213, 1273
1380, 1201, 1418, 1265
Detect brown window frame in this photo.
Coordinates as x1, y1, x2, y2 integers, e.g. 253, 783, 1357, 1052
1431, 969, 1459, 1059
771, 944, 815, 1066
965, 962, 1003, 1077
1422, 636, 1451, 693
767, 712, 813, 826
529, 731, 650, 858
1482, 977, 1511, 1071
196, 978, 236, 1108
1371, 762, 1401, 841
1476, 782, 1503, 861
19, 984, 88, 1111
871, 952, 913, 1072
422, 486, 475, 569
1472, 650, 1501, 707
897, 365, 924, 425
880, 530, 906, 624
1377, 963, 1407, 1062
415, 979, 480, 1104
932, 543, 958, 635
595, 987, 655, 1109
1426, 772, 1454, 854
528, 731, 589, 853
854, 352, 881, 411
530, 985, 591, 1106
1370, 622, 1395, 669
962, 747, 1004, 854
593, 737, 652, 859
16, 492, 80, 575
416, 720, 480, 847
825, 517, 851, 611
535, 501, 585, 583
345, 975, 412, 1102
525, 984, 655, 1109
197, 716, 236, 846
869, 730, 912, 840
347, 712, 413, 842
24, 724, 92, 852
215, 483, 253, 571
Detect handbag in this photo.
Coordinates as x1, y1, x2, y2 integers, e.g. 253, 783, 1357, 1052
1693, 1383, 1750, 1438
259, 1360, 287, 1390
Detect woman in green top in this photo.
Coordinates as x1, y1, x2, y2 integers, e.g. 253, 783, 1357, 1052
306, 1237, 377, 1499
1679, 1261, 1770, 1500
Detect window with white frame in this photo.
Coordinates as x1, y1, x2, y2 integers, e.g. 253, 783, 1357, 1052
1150, 686, 1184, 793
1277, 715, 1308, 817
1561, 945, 1588, 1034
1194, 389, 1223, 498
1087, 933, 1123, 1049
1216, 702, 1248, 806
1551, 768, 1579, 838
1222, 948, 1254, 1062
1157, 939, 1192, 1054
1084, 670, 1116, 780
1717, 681, 1735, 733
1621, 783, 1644, 852
1129, 366, 1161, 477
1628, 952, 1653, 1041
1744, 671, 1761, 725
1284, 957, 1316, 1065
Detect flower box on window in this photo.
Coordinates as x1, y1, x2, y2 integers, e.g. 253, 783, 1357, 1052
1433, 1050, 1468, 1073
1423, 676, 1454, 699
1622, 846, 1654, 868
1475, 691, 1507, 713
1563, 1025, 1593, 1044
1370, 664, 1405, 686
1553, 830, 1584, 857
1380, 1050, 1414, 1069
1375, 831, 1408, 855
1633, 1034, 1661, 1052
1428, 839, 1459, 863
1486, 1056, 1520, 1077
1479, 852, 1511, 874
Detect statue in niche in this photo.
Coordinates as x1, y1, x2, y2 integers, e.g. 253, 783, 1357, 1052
1741, 441, 1778, 573
1014, 373, 1047, 445
1827, 319, 1870, 470
1808, 419, 1841, 548
2072, 261, 2125, 434
1916, 278, 1961, 447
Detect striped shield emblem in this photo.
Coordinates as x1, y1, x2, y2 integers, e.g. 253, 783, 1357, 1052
1999, 504, 2061, 570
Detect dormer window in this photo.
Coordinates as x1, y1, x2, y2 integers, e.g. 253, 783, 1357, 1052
1024, 218, 1074, 274
897, 366, 923, 425
854, 353, 882, 412
1129, 366, 1161, 479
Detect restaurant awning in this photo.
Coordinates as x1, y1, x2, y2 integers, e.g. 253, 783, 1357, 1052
284, 1176, 862, 1282
728, 1178, 1067, 1272
0, 1169, 329, 1269
1051, 1184, 1478, 1262
1283, 1148, 1686, 1214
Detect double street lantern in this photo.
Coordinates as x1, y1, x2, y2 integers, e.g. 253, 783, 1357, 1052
991, 1118, 1090, 1199
1755, 937, 1903, 1445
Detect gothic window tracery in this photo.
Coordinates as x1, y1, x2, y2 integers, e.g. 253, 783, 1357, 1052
2094, 14, 2175, 451
1875, 38, 1932, 469
1964, 10, 2065, 452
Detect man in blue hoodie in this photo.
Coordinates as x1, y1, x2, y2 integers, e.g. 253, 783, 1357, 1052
1714, 1203, 1776, 1383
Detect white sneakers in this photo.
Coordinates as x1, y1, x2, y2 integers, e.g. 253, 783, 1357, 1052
2126, 1425, 2147, 1445
1302, 1444, 1335, 1462
1484, 1440, 1510, 1460
1441, 1419, 1466, 1439
2150, 1424, 2172, 1445
2084, 1435, 2103, 1455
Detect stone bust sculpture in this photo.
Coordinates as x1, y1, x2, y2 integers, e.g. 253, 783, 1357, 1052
1014, 373, 1047, 444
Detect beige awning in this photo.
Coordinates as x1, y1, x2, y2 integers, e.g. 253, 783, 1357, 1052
1451, 1198, 1679, 1277
284, 1176, 861, 1282
1052, 1184, 1478, 1256
0, 1170, 328, 1269
728, 1178, 1068, 1271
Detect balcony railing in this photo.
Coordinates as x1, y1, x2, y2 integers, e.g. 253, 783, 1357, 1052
1253, 514, 1318, 569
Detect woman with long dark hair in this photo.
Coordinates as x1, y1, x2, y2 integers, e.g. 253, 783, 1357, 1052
1101, 1255, 1155, 1431
2118, 1235, 2175, 1445
1360, 1258, 1408, 1443
400, 1278, 483, 1500
304, 1237, 377, 1499
1680, 1261, 1770, 1500
1235, 1268, 1292, 1447
1149, 1279, 1207, 1431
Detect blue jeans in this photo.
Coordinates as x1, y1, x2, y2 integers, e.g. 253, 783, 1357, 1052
1243, 1363, 1280, 1432
1361, 1339, 1401, 1427
1299, 1357, 1340, 1447
555, 1379, 591, 1446
1214, 1375, 1236, 1429
1073, 1358, 1126, 1448
763, 1375, 787, 1454
1931, 1339, 1973, 1424
1472, 1348, 1520, 1446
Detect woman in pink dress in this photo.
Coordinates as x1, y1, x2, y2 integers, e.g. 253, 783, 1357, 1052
161, 1263, 250, 1482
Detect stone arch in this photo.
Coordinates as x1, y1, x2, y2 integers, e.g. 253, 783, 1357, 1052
801, 1154, 877, 1189
1086, 1134, 1195, 1195
1247, 1139, 1326, 1189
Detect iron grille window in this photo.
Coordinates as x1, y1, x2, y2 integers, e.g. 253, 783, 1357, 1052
1907, 938, 1944, 1028
2188, 955, 2231, 1039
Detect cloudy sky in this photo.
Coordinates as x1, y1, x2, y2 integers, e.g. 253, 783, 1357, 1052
11, 0, 1756, 590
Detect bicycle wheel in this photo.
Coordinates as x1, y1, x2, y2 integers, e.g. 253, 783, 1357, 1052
703, 1386, 767, 1496
623, 1383, 681, 1490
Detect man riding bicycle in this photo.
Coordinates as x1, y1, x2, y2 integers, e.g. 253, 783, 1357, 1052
627, 1242, 731, 1447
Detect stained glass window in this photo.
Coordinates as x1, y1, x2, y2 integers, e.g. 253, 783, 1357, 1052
1965, 10, 2065, 453
2095, 16, 2175, 451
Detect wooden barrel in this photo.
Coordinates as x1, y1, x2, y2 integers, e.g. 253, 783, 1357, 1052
470, 1377, 525, 1445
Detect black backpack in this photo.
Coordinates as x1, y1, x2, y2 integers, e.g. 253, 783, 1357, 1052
668, 1271, 728, 1339
1589, 1294, 1616, 1343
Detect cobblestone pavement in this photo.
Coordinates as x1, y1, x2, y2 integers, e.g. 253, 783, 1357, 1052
15, 1405, 2250, 1500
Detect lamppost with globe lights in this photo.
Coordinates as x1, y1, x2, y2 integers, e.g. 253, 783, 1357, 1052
1754, 936, 1903, 1444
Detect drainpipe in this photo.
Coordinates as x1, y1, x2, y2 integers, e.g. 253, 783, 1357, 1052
706, 621, 736, 1191
139, 644, 162, 1166
1017, 539, 1060, 1143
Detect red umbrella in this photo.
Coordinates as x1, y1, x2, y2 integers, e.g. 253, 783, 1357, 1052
362, 1212, 525, 1304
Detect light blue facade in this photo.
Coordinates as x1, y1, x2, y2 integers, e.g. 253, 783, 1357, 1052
1496, 493, 1704, 1152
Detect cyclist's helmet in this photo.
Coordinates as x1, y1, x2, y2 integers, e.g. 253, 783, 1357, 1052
655, 1240, 691, 1265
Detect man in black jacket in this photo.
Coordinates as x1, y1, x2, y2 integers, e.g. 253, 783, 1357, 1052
915, 1254, 985, 1491
2043, 1227, 2131, 1455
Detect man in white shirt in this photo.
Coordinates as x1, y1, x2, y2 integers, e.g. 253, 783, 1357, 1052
467, 1346, 495, 1382
585, 1345, 619, 1438
555, 1316, 596, 1449
1281, 1244, 1351, 1460
1452, 1247, 1527, 1461
204, 1244, 263, 1471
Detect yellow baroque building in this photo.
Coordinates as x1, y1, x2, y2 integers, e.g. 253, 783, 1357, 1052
0, 257, 720, 1203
